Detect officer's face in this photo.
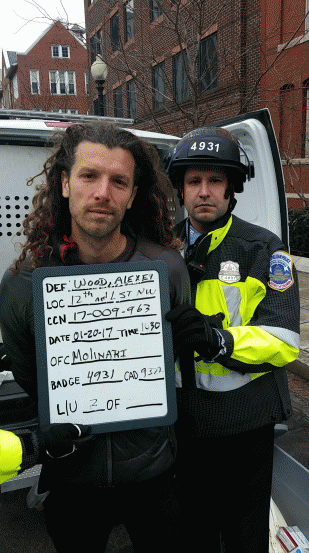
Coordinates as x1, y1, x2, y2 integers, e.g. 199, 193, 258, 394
61, 141, 137, 244
183, 167, 230, 232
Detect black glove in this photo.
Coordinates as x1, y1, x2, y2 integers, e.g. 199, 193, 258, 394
166, 304, 225, 360
38, 423, 91, 459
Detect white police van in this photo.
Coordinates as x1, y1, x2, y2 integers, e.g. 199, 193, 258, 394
0, 107, 307, 551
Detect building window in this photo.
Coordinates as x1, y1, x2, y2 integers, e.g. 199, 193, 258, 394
150, 0, 162, 21
90, 29, 103, 64
49, 70, 76, 95
152, 62, 165, 110
52, 45, 70, 58
279, 84, 295, 156
127, 79, 137, 118
85, 72, 89, 95
124, 0, 134, 42
173, 51, 189, 102
111, 12, 120, 52
30, 69, 40, 94
114, 86, 123, 118
303, 79, 309, 157
198, 33, 218, 92
12, 74, 19, 102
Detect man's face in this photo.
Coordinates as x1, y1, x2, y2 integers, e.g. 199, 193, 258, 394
183, 166, 230, 233
61, 141, 137, 243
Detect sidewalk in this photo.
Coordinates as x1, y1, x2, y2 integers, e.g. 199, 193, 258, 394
288, 256, 309, 380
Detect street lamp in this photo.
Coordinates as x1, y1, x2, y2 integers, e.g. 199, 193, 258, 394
90, 54, 108, 116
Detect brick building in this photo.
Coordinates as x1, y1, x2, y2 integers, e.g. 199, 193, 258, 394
260, 0, 309, 209
1, 21, 90, 114
84, 0, 309, 209
85, 0, 261, 137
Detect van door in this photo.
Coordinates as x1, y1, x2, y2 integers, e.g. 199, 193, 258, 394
211, 108, 288, 248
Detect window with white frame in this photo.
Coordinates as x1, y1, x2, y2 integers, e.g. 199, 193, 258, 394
52, 45, 70, 58
13, 74, 19, 100
30, 69, 40, 94
85, 72, 89, 95
49, 70, 76, 95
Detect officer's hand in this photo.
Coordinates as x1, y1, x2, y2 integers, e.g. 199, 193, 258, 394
38, 423, 91, 459
166, 304, 225, 360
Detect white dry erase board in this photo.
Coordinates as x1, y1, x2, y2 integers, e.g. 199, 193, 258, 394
32, 261, 177, 434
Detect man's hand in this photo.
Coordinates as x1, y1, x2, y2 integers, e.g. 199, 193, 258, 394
166, 304, 225, 360
38, 423, 91, 459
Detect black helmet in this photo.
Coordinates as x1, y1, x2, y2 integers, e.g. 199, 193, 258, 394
167, 127, 254, 194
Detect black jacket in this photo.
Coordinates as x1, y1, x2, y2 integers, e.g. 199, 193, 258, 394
0, 234, 190, 486
174, 215, 300, 437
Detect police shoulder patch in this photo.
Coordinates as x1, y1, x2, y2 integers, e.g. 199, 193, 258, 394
268, 250, 294, 292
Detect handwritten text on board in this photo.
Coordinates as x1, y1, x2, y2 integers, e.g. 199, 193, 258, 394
42, 270, 168, 425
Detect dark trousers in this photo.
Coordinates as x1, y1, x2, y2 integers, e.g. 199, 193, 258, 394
176, 424, 275, 553
43, 467, 180, 553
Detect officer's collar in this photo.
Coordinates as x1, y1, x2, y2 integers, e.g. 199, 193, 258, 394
186, 211, 232, 247
184, 214, 233, 283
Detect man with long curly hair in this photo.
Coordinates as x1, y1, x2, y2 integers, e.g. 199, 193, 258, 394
0, 122, 190, 553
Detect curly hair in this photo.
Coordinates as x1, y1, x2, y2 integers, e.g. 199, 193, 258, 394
13, 122, 181, 273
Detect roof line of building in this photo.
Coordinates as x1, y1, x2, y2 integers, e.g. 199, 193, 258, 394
18, 20, 86, 57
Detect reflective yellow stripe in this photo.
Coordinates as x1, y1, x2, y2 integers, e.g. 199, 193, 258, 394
195, 357, 265, 380
0, 429, 22, 484
228, 326, 299, 366
208, 216, 232, 254
195, 359, 231, 376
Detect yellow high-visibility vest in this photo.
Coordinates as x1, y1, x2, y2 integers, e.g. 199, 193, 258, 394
175, 215, 299, 392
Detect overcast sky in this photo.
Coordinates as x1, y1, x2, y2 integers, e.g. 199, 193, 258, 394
1, 0, 85, 66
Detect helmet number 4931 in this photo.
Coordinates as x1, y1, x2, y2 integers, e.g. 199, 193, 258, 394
190, 141, 220, 152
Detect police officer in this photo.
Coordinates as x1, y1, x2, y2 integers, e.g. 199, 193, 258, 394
166, 126, 300, 552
